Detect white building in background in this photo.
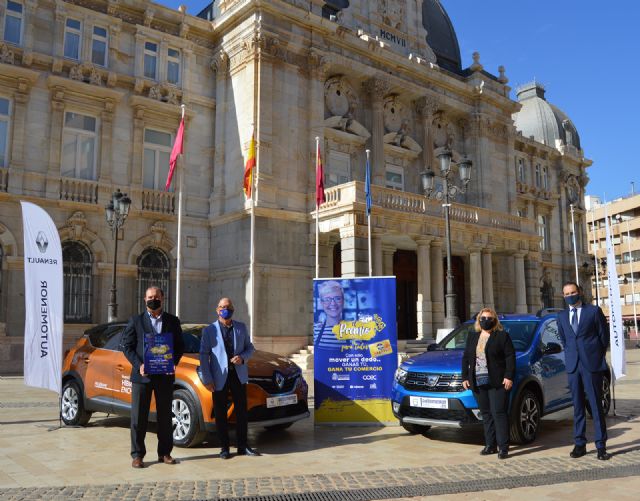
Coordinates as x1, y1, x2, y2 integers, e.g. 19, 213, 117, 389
0, 0, 593, 373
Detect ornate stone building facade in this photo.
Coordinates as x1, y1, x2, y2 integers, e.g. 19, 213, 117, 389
0, 0, 592, 372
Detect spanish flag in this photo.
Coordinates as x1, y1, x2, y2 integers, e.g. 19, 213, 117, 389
243, 132, 256, 199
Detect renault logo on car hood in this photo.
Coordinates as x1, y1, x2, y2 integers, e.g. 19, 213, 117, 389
274, 371, 285, 389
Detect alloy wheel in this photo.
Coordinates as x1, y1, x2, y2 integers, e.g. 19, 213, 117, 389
519, 394, 540, 441
61, 385, 79, 422
172, 398, 191, 441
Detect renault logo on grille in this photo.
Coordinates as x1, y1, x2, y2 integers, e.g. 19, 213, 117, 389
274, 371, 285, 390
426, 375, 439, 386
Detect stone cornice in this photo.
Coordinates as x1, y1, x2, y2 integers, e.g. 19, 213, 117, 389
47, 75, 125, 103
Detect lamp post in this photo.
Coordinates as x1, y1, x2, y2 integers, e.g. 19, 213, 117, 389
105, 189, 131, 323
420, 150, 472, 329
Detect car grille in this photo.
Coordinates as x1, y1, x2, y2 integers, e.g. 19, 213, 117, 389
403, 372, 464, 393
249, 374, 299, 395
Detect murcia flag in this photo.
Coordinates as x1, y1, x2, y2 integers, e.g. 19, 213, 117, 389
243, 132, 256, 199
165, 116, 184, 191
604, 206, 626, 380
21, 201, 63, 394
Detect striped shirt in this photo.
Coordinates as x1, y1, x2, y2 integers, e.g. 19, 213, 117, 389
314, 321, 350, 351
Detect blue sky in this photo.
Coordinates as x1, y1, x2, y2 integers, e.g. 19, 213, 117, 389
156, 0, 638, 200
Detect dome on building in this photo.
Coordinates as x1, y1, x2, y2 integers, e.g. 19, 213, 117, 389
422, 0, 462, 73
513, 82, 581, 150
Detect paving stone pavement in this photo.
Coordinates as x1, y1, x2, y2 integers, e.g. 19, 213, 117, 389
1, 349, 639, 500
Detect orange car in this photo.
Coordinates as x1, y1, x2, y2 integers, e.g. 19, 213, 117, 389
60, 322, 309, 447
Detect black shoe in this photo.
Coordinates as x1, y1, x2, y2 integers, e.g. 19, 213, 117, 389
570, 445, 587, 458
237, 446, 261, 456
597, 448, 612, 460
498, 450, 508, 460
220, 448, 231, 460
480, 446, 497, 456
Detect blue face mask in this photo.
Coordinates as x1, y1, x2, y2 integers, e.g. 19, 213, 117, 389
565, 294, 581, 306
219, 308, 233, 320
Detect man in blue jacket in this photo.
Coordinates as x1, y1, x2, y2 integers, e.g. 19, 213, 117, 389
199, 297, 259, 459
557, 282, 611, 460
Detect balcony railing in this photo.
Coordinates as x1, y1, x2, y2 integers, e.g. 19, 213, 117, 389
141, 189, 175, 214
59, 177, 98, 204
0, 167, 7, 192
321, 181, 536, 234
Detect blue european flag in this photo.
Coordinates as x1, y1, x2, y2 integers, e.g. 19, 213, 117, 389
365, 155, 372, 216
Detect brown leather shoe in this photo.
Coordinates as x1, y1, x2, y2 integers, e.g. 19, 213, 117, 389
131, 457, 145, 468
158, 455, 177, 465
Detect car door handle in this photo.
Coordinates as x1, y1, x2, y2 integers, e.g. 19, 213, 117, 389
116, 365, 125, 372
82, 356, 90, 364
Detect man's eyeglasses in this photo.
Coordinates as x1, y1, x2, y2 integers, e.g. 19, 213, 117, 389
321, 296, 343, 305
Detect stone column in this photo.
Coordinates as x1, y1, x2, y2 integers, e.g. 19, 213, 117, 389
134, 32, 145, 79
98, 99, 115, 185
430, 240, 445, 329
363, 78, 390, 186
416, 237, 433, 341
210, 49, 229, 217
469, 247, 484, 313
382, 244, 395, 276
130, 106, 145, 187
514, 252, 528, 313
482, 248, 495, 310
7, 88, 29, 193
340, 227, 368, 277
415, 96, 438, 171
45, 91, 65, 198
372, 232, 383, 276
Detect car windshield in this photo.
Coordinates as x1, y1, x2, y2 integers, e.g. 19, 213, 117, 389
436, 320, 539, 352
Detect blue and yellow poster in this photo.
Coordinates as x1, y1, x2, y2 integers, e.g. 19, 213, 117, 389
313, 277, 397, 424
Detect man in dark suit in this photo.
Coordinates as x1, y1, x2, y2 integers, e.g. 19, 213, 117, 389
122, 286, 184, 468
557, 281, 611, 460
199, 297, 259, 459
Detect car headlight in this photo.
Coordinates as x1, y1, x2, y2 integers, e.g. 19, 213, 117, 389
394, 367, 408, 384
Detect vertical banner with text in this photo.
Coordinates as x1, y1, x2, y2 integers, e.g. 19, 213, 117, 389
21, 201, 63, 394
313, 277, 397, 424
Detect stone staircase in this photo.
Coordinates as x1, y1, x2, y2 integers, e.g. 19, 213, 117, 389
289, 344, 314, 370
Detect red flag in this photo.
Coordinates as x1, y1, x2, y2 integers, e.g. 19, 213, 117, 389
315, 142, 325, 207
243, 133, 256, 199
165, 117, 184, 191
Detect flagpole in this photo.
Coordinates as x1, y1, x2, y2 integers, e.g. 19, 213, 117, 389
250, 126, 256, 343
366, 149, 372, 277
570, 203, 579, 284
175, 104, 185, 317
315, 136, 320, 279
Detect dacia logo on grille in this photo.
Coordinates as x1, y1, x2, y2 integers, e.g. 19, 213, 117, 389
274, 371, 285, 390
36, 231, 49, 253
426, 375, 439, 386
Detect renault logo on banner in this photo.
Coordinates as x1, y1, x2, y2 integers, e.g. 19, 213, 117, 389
274, 371, 285, 390
35, 231, 49, 253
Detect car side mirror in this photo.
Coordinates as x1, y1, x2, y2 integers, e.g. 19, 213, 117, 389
543, 342, 562, 355
427, 343, 438, 351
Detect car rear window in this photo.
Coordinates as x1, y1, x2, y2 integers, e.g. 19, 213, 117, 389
438, 320, 538, 352
88, 324, 124, 348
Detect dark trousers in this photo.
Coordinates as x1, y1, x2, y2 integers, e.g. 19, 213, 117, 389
568, 360, 607, 449
131, 376, 174, 459
214, 367, 248, 450
476, 385, 509, 451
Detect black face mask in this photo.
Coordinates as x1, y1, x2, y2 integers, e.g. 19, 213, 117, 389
479, 318, 496, 331
146, 299, 161, 311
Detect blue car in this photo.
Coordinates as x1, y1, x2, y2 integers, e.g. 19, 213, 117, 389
391, 312, 611, 444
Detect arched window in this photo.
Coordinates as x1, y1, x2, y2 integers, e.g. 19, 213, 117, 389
62, 241, 93, 322
136, 248, 170, 308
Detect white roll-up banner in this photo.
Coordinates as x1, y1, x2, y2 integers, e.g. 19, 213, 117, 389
21, 201, 63, 394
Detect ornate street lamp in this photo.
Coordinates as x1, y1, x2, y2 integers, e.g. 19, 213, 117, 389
105, 189, 131, 323
420, 151, 472, 329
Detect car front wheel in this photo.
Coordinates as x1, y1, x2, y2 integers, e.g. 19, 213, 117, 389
509, 389, 540, 444
61, 379, 92, 426
172, 389, 207, 447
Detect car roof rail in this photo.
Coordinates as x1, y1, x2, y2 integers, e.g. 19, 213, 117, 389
536, 308, 564, 317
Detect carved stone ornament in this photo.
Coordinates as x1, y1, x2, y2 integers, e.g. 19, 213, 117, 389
210, 49, 229, 75
566, 175, 580, 204
432, 113, 455, 149
69, 63, 103, 86
383, 94, 407, 133
65, 211, 88, 239
0, 43, 15, 65
148, 83, 180, 105
150, 221, 167, 246
415, 96, 439, 119
363, 77, 390, 97
324, 75, 358, 118
379, 0, 405, 30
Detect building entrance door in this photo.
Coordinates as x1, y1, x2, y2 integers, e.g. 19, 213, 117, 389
394, 250, 417, 340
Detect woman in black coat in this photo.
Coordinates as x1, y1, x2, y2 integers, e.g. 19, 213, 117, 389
461, 308, 515, 459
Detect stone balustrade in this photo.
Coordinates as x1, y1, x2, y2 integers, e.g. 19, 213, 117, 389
141, 189, 175, 214
59, 177, 98, 204
321, 181, 536, 234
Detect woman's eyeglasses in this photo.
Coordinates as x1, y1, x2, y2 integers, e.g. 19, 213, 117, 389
321, 296, 343, 305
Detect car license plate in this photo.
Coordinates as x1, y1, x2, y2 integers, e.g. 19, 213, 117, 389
409, 396, 448, 409
266, 394, 298, 408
